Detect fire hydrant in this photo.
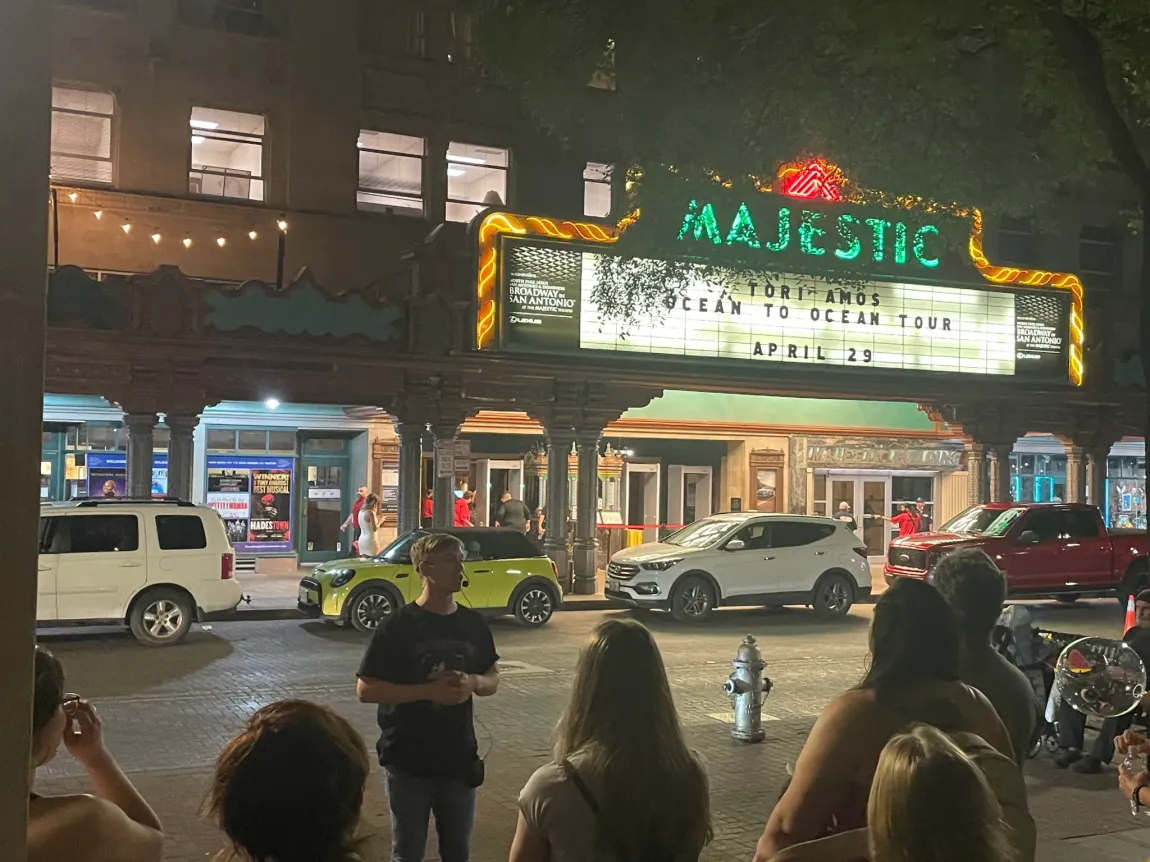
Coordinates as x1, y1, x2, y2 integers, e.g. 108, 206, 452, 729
722, 635, 773, 743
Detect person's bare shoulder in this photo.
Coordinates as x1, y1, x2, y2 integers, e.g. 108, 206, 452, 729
30, 795, 163, 862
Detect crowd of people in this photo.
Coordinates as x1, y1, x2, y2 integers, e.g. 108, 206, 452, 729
26, 538, 1143, 862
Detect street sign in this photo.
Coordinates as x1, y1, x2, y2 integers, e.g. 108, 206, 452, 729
453, 439, 471, 479
435, 439, 455, 479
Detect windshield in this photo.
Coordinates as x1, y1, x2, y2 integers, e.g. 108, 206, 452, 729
940, 506, 1026, 537
664, 518, 742, 548
377, 531, 424, 563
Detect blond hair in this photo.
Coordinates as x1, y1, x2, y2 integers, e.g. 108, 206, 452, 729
411, 533, 464, 570
868, 724, 1014, 862
555, 618, 712, 859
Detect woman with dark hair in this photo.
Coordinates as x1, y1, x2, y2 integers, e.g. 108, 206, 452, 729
208, 699, 370, 862
28, 645, 164, 862
753, 578, 1013, 859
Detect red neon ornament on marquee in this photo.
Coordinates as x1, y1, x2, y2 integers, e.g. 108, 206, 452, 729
778, 160, 844, 202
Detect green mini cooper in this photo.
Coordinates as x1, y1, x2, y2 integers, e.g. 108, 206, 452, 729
297, 527, 563, 632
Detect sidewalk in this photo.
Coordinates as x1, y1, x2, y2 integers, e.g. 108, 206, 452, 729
1041, 828, 1150, 861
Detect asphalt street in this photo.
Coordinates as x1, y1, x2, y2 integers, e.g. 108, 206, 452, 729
31, 599, 1150, 861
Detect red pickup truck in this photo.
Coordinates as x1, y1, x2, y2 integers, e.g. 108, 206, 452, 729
885, 503, 1148, 603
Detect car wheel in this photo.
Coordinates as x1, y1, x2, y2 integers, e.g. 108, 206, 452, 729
514, 585, 556, 627
813, 572, 854, 618
672, 576, 715, 623
1119, 562, 1149, 608
1055, 594, 1080, 604
129, 588, 194, 646
348, 585, 399, 634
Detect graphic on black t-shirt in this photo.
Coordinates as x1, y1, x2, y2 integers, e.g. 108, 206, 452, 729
357, 604, 499, 778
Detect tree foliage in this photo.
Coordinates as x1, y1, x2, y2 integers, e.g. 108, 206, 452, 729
470, 0, 1150, 341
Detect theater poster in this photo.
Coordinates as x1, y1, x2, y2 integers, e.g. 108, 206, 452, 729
205, 455, 295, 553
249, 468, 293, 548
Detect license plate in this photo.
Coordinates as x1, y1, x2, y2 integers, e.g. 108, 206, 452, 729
298, 587, 316, 605
607, 578, 621, 591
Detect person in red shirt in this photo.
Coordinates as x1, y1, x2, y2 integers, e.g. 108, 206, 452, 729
420, 489, 434, 528
454, 490, 475, 527
885, 504, 922, 538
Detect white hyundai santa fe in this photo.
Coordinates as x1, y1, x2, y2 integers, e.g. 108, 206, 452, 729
606, 512, 871, 622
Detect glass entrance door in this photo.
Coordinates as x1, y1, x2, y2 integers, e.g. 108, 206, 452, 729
828, 476, 890, 559
300, 452, 350, 564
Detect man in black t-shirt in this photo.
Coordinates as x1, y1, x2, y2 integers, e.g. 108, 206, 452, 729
495, 491, 531, 533
357, 533, 500, 862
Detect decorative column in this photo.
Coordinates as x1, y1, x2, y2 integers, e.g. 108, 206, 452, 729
1064, 445, 1086, 503
544, 426, 574, 591
124, 413, 158, 498
573, 430, 602, 595
431, 424, 459, 529
1086, 444, 1110, 509
0, 0, 51, 854
395, 423, 424, 533
988, 442, 1015, 504
964, 441, 989, 506
165, 414, 198, 500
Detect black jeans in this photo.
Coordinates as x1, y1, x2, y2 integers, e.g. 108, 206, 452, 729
1058, 699, 1134, 763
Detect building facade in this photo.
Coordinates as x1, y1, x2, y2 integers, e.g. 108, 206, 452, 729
41, 0, 1145, 588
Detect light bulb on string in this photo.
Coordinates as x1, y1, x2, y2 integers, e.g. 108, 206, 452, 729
248, 230, 258, 240
67, 192, 78, 202
121, 221, 132, 234
276, 219, 288, 232
182, 237, 193, 249
216, 236, 227, 247
93, 210, 103, 220
151, 232, 162, 244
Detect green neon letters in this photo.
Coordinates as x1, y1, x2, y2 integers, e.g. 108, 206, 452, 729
677, 199, 943, 270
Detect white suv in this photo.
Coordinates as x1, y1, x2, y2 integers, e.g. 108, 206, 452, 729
37, 500, 243, 646
605, 513, 871, 622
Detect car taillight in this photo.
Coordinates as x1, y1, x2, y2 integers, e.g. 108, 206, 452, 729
221, 553, 234, 580
550, 559, 559, 580
853, 547, 869, 560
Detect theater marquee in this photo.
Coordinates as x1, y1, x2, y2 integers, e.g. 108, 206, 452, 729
473, 159, 1085, 385
500, 240, 1071, 379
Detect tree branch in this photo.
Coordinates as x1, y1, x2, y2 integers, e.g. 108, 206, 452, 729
1040, 9, 1150, 199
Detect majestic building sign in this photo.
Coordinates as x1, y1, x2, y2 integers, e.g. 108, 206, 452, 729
473, 158, 1085, 386
500, 240, 1071, 380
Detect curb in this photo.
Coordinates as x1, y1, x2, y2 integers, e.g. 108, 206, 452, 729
559, 598, 622, 612
217, 598, 624, 622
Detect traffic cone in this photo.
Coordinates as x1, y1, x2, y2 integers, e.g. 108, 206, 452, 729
1124, 594, 1137, 635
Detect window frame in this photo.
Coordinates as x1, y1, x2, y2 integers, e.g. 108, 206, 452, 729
356, 130, 426, 215
50, 85, 116, 186
583, 161, 613, 218
188, 107, 267, 202
445, 141, 510, 223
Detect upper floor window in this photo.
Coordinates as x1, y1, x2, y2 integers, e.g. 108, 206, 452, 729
189, 107, 265, 201
357, 131, 424, 216
996, 216, 1041, 268
446, 142, 509, 222
448, 10, 473, 63
178, 0, 276, 37
584, 162, 612, 218
590, 39, 617, 91
407, 2, 428, 58
51, 86, 114, 185
1079, 225, 1123, 291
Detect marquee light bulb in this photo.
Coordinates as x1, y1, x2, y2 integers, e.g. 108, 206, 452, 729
216, 236, 227, 247
68, 192, 78, 202
151, 232, 162, 244
182, 237, 193, 248
93, 210, 103, 220
248, 229, 258, 240
276, 219, 288, 232
121, 221, 132, 234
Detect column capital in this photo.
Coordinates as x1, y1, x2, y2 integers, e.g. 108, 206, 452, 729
123, 411, 159, 428
164, 413, 200, 433
394, 421, 426, 439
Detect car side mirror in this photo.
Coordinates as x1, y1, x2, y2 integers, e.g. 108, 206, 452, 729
1018, 530, 1040, 546
725, 539, 746, 551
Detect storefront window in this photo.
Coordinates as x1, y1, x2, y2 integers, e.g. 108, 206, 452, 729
238, 429, 270, 451
813, 473, 827, 516
1010, 454, 1067, 503
1107, 456, 1147, 529
208, 429, 237, 450
891, 476, 935, 530
206, 455, 295, 552
268, 431, 297, 452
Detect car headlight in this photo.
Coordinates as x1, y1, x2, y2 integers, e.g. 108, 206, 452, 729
640, 558, 683, 572
328, 568, 356, 588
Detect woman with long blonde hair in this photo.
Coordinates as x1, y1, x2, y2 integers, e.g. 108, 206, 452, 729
509, 618, 712, 862
868, 724, 1014, 862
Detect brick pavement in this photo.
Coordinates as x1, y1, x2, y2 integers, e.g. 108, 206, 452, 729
32, 601, 1150, 861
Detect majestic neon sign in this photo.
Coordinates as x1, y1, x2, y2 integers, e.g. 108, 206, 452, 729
677, 199, 941, 269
